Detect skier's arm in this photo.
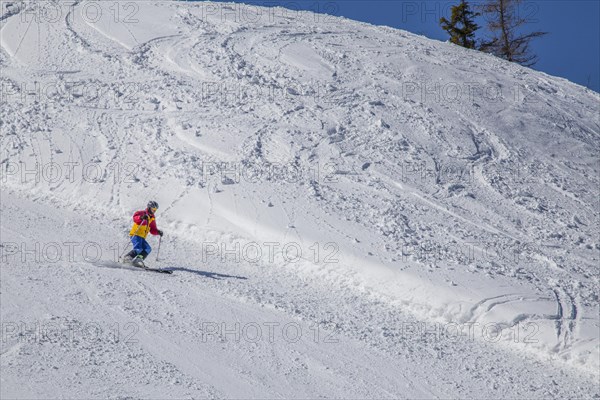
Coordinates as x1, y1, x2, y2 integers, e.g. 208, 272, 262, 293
133, 211, 148, 225
149, 220, 159, 235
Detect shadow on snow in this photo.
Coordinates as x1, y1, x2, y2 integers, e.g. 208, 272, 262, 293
165, 267, 248, 280
92, 261, 247, 280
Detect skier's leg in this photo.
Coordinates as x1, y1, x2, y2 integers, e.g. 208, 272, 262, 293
130, 237, 146, 267
131, 236, 145, 256
135, 239, 152, 260
143, 239, 152, 258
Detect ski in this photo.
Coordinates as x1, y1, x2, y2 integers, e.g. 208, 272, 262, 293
127, 259, 173, 275
128, 263, 173, 274
141, 267, 173, 275
93, 260, 173, 275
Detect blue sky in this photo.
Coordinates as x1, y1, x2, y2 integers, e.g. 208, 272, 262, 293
208, 0, 600, 92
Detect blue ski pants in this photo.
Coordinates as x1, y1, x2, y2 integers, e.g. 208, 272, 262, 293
131, 235, 152, 257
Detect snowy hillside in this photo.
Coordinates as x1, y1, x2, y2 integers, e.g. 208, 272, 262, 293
1, 1, 599, 398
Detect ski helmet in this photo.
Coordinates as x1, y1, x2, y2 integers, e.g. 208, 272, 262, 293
147, 200, 159, 211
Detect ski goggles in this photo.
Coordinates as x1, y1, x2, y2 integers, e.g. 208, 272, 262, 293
150, 207, 158, 213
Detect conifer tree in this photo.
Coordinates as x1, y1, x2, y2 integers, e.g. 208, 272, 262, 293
440, 0, 480, 49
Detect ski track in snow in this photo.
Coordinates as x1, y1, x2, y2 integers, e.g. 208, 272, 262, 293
1, 1, 599, 398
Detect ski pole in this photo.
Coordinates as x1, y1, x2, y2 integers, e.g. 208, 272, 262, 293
156, 235, 162, 262
118, 236, 131, 259
155, 237, 162, 262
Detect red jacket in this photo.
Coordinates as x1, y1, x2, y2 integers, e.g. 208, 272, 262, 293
129, 209, 159, 238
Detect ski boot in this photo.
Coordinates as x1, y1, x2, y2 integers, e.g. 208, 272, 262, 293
132, 255, 146, 269
122, 250, 136, 264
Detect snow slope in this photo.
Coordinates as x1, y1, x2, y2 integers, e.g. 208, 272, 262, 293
1, 1, 599, 398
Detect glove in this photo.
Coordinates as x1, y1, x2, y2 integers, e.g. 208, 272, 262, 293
141, 214, 149, 221
158, 230, 164, 237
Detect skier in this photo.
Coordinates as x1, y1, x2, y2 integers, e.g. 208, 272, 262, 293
123, 201, 163, 267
